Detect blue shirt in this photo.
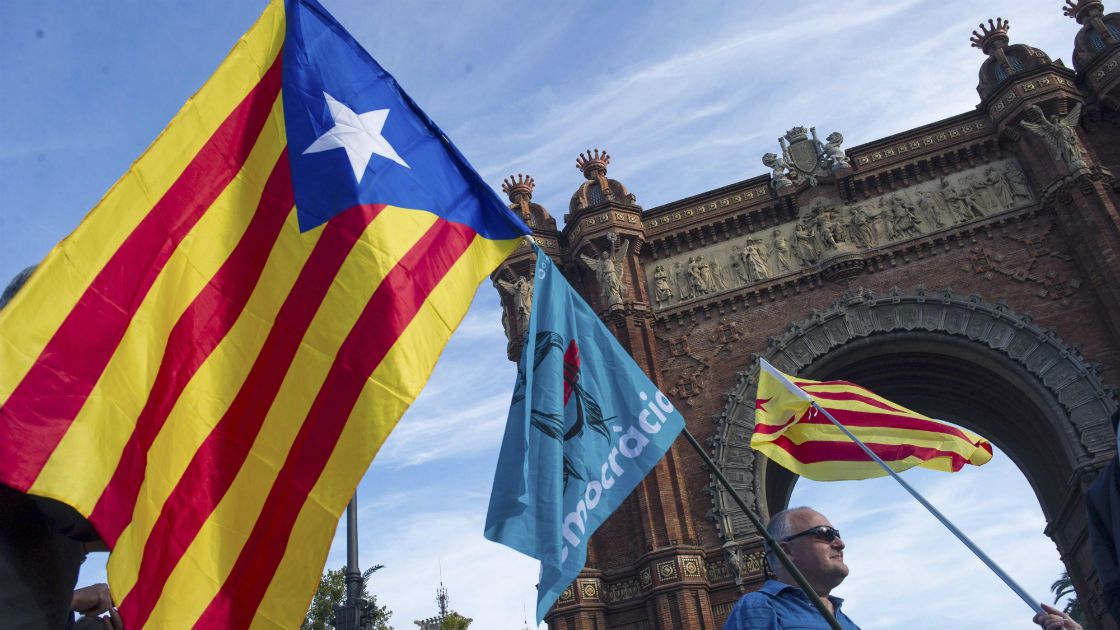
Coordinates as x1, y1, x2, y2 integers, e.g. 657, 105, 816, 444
723, 579, 861, 630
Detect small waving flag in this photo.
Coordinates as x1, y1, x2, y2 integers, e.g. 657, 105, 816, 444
0, 1, 528, 628
752, 358, 992, 481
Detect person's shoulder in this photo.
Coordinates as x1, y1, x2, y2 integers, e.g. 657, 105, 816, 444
723, 583, 785, 630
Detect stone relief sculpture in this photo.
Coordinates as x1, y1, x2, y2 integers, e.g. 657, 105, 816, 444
849, 205, 878, 248
743, 240, 770, 282
771, 229, 794, 272
1004, 163, 1034, 203
886, 194, 923, 239
1020, 103, 1086, 170
793, 221, 819, 265
648, 158, 1037, 310
674, 261, 693, 302
916, 190, 947, 229
709, 257, 729, 291
652, 264, 673, 309
579, 238, 630, 308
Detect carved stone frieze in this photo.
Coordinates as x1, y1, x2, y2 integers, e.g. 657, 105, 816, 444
605, 578, 642, 604
647, 159, 1035, 311
709, 289, 1119, 542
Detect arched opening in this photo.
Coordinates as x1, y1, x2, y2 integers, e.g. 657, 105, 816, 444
712, 290, 1118, 629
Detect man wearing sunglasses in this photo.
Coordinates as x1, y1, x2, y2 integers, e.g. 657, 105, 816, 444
723, 507, 861, 630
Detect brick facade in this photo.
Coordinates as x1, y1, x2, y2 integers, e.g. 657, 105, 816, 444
494, 4, 1120, 628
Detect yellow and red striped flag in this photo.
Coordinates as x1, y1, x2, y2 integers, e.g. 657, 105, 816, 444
751, 359, 993, 481
0, 1, 528, 628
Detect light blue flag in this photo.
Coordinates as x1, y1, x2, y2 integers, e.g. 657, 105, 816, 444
484, 246, 686, 622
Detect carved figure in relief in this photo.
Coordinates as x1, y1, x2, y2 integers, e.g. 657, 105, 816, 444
1020, 103, 1086, 170
652, 264, 673, 309
964, 174, 996, 214
674, 261, 693, 302
762, 152, 794, 189
579, 239, 630, 307
771, 229, 794, 272
824, 132, 851, 171
497, 272, 533, 324
849, 206, 877, 248
709, 258, 729, 291
1003, 163, 1033, 203
687, 256, 708, 296
730, 246, 750, 285
793, 221, 818, 264
984, 166, 1014, 210
743, 240, 770, 282
697, 255, 716, 293
812, 208, 838, 251
886, 195, 922, 239
916, 190, 947, 228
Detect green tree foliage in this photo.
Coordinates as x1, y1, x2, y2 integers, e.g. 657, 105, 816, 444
302, 565, 393, 630
438, 612, 472, 630
1050, 570, 1089, 629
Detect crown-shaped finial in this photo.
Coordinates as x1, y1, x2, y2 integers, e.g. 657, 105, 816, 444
1063, 0, 1105, 23
576, 149, 610, 180
501, 173, 535, 202
971, 17, 1011, 54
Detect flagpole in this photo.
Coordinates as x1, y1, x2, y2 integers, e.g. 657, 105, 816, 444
680, 429, 845, 630
335, 494, 365, 630
809, 401, 1043, 615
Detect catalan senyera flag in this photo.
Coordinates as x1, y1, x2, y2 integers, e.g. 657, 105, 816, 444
0, 1, 528, 628
751, 358, 993, 481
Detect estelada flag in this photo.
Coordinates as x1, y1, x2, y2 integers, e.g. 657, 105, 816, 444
751, 358, 992, 481
0, 1, 529, 628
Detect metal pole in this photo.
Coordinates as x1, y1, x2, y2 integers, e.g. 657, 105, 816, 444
335, 494, 364, 630
346, 494, 361, 606
680, 429, 844, 630
809, 401, 1043, 615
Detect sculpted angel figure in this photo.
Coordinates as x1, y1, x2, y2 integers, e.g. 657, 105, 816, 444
762, 152, 794, 189
579, 238, 630, 307
1020, 103, 1086, 170
497, 273, 533, 323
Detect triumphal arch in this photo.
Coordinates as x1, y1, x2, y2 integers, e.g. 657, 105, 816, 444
494, 4, 1120, 628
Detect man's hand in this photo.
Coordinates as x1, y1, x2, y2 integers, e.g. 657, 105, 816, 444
72, 583, 124, 630
72, 583, 113, 617
1033, 603, 1082, 630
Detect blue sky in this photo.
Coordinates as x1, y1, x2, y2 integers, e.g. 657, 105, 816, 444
0, 1, 1087, 628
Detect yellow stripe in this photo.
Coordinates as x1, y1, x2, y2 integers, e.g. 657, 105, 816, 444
755, 424, 983, 454
0, 0, 285, 407
28, 95, 288, 510
250, 235, 518, 629
129, 208, 439, 629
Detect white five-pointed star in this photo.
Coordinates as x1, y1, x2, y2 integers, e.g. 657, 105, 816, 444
303, 91, 409, 182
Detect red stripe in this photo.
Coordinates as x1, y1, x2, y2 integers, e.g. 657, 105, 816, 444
792, 383, 908, 414
88, 151, 293, 546
115, 204, 384, 630
754, 406, 979, 446
767, 434, 972, 471
0, 54, 283, 492
190, 217, 477, 629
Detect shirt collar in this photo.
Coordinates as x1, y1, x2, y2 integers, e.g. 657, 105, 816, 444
760, 579, 846, 608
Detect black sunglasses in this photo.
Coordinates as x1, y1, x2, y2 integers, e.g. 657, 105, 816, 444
781, 525, 841, 544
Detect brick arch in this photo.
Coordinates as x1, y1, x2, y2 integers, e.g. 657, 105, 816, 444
710, 287, 1119, 624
